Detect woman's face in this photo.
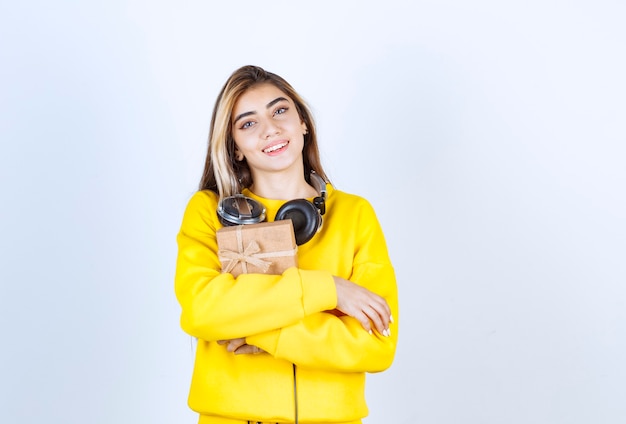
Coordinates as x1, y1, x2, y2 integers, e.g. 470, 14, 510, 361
231, 83, 307, 177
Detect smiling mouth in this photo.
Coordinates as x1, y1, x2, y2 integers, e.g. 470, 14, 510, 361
263, 141, 289, 153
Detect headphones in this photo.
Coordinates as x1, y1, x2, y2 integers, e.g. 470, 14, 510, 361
217, 172, 327, 246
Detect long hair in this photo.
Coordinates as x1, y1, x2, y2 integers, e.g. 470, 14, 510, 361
198, 65, 329, 197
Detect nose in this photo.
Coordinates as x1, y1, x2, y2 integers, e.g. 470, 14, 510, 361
262, 120, 280, 139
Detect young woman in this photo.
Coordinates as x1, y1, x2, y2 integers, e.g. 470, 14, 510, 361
175, 65, 398, 424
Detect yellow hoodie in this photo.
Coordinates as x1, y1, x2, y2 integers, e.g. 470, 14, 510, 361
175, 184, 398, 423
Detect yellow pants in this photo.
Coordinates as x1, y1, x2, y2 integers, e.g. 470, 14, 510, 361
198, 415, 362, 424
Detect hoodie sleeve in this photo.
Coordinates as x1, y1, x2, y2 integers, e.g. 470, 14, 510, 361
247, 197, 399, 373
174, 191, 337, 342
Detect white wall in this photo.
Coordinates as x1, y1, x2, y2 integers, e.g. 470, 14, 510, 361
1, 1, 624, 423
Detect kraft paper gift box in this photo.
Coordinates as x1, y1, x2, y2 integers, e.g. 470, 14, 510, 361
216, 220, 298, 277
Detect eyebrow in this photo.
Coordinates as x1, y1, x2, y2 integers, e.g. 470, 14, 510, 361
233, 96, 289, 125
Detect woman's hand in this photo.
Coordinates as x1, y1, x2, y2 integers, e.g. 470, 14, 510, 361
333, 276, 392, 336
217, 338, 265, 355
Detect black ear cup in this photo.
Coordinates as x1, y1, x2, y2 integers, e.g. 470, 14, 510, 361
275, 199, 322, 246
217, 195, 266, 226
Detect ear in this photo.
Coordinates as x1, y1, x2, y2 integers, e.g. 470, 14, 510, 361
301, 120, 308, 135
235, 148, 244, 161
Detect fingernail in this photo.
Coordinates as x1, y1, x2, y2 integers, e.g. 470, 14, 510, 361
368, 330, 373, 335
383, 328, 391, 337
390, 315, 394, 323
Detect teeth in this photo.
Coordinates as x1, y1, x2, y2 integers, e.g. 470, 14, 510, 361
264, 142, 287, 153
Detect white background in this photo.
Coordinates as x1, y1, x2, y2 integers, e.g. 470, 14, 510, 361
1, 1, 625, 423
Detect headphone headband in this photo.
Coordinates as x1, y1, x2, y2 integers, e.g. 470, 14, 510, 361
309, 171, 326, 203
308, 171, 326, 216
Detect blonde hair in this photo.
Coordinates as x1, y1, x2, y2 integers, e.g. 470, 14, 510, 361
199, 65, 328, 198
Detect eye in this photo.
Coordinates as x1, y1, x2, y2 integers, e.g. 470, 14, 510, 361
274, 107, 288, 116
240, 120, 255, 130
